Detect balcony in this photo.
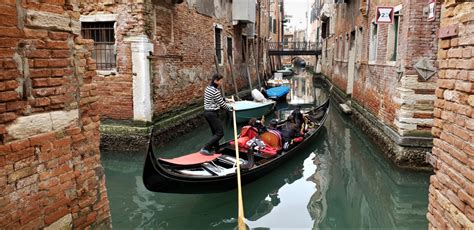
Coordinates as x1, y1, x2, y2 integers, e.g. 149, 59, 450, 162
232, 0, 256, 23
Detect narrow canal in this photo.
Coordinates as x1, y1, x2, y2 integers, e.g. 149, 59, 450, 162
101, 73, 432, 229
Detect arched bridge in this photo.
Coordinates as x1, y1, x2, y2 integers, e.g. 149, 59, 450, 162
268, 42, 322, 56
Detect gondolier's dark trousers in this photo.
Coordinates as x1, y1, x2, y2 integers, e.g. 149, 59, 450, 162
203, 110, 224, 152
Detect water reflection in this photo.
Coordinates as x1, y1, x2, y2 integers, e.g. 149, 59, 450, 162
101, 71, 430, 229
288, 72, 315, 105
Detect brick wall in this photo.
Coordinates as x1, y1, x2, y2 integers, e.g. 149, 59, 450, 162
79, 1, 256, 122
0, 1, 110, 229
79, 1, 149, 120
427, 0, 474, 228
321, 0, 440, 135
152, 1, 254, 120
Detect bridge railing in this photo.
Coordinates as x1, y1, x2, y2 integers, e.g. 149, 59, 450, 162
268, 42, 321, 51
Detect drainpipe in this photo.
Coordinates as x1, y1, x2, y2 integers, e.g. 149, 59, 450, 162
125, 35, 154, 122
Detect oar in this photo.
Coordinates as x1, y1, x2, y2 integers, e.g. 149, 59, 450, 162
231, 96, 246, 230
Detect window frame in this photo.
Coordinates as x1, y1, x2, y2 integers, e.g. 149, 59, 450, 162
369, 21, 378, 64
386, 6, 401, 64
214, 25, 223, 66
80, 14, 117, 75
227, 36, 233, 64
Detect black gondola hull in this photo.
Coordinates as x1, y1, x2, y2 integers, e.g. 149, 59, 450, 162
143, 98, 330, 193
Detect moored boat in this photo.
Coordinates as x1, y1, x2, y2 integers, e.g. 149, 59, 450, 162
142, 98, 330, 194
233, 100, 275, 123
264, 85, 290, 101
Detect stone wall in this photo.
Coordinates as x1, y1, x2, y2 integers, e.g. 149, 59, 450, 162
427, 0, 474, 228
0, 1, 110, 229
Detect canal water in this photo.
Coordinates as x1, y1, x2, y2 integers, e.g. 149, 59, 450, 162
101, 73, 432, 229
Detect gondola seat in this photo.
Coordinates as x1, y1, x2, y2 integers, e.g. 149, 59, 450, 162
230, 128, 280, 158
234, 125, 259, 149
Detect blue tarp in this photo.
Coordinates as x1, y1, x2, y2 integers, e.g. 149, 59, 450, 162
266, 86, 290, 99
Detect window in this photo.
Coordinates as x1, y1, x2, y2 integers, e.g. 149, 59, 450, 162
81, 21, 116, 70
387, 14, 400, 61
269, 16, 273, 32
272, 19, 277, 33
215, 27, 222, 64
335, 38, 338, 59
339, 36, 343, 59
344, 34, 349, 61
227, 37, 233, 62
242, 35, 247, 63
357, 27, 363, 61
369, 22, 378, 62
321, 18, 330, 39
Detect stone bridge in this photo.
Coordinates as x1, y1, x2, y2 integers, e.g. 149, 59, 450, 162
268, 42, 322, 56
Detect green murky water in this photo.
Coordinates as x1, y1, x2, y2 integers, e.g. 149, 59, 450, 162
101, 75, 431, 229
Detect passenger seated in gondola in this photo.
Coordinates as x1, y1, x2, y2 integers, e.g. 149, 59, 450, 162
280, 115, 302, 150
248, 118, 266, 134
232, 118, 263, 149
291, 107, 304, 130
268, 119, 280, 132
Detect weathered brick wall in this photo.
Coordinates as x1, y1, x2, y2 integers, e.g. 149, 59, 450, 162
0, 1, 110, 229
152, 1, 254, 120
427, 0, 474, 228
79, 1, 149, 120
322, 0, 440, 134
79, 0, 256, 122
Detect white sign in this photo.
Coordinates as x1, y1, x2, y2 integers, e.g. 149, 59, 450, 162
428, 0, 436, 21
376, 7, 394, 24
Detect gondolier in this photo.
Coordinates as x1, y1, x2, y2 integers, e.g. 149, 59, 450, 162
201, 74, 233, 156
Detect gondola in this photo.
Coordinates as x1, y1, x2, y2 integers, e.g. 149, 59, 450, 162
142, 98, 330, 194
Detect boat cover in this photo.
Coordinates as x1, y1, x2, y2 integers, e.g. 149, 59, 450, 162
159, 152, 222, 165
234, 100, 273, 110
266, 86, 290, 98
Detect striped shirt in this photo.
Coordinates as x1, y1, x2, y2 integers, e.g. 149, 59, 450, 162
204, 85, 232, 111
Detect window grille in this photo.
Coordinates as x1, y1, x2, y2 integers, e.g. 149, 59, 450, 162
81, 21, 116, 70
242, 35, 247, 63
227, 37, 233, 61
215, 27, 222, 64
272, 19, 277, 33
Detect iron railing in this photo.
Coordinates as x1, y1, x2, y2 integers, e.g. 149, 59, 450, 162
268, 42, 320, 51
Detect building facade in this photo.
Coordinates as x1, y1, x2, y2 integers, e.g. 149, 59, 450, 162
0, 1, 111, 228
316, 0, 441, 168
78, 0, 280, 149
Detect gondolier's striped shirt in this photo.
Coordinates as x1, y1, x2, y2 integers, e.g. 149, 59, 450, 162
204, 85, 232, 111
